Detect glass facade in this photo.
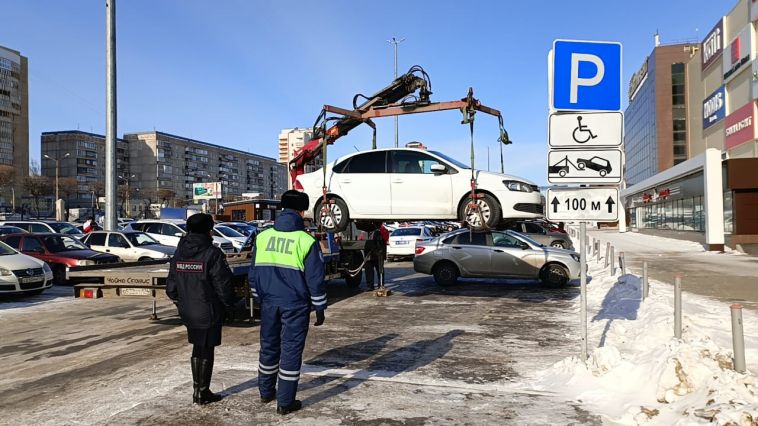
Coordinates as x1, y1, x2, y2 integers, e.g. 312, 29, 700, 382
624, 55, 657, 186
631, 196, 705, 232
671, 63, 687, 165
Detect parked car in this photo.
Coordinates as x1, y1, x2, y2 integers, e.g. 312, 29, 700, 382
295, 148, 543, 232
212, 225, 250, 252
0, 226, 28, 236
124, 220, 235, 253
0, 220, 86, 238
504, 221, 574, 250
218, 222, 257, 237
0, 240, 54, 295
387, 226, 433, 261
413, 228, 580, 287
576, 156, 612, 177
81, 231, 175, 262
0, 233, 121, 284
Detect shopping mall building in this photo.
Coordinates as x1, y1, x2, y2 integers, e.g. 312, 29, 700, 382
622, 0, 758, 253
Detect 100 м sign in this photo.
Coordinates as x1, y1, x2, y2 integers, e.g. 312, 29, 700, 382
546, 188, 618, 222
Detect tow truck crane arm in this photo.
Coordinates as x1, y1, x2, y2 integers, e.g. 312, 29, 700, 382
288, 65, 511, 185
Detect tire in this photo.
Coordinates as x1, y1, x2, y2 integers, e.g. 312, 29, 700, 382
459, 193, 501, 230
138, 257, 152, 262
343, 250, 363, 288
315, 197, 350, 233
540, 263, 569, 288
558, 170, 567, 177
53, 265, 68, 286
577, 162, 586, 170
433, 262, 459, 286
550, 241, 566, 249
599, 169, 607, 177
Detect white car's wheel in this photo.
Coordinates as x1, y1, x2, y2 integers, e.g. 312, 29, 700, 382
459, 194, 501, 229
315, 198, 349, 233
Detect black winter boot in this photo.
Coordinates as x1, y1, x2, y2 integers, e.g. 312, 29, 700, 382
197, 358, 223, 405
277, 400, 302, 415
191, 357, 201, 404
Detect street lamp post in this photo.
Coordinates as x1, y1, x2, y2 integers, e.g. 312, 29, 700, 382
387, 37, 405, 148
43, 152, 70, 220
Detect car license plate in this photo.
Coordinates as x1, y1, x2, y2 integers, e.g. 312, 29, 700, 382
120, 287, 151, 296
395, 241, 409, 245
21, 276, 43, 284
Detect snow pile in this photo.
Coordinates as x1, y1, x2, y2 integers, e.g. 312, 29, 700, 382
532, 241, 758, 425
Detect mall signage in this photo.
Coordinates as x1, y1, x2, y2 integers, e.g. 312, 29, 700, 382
703, 85, 726, 129
723, 25, 754, 82
724, 102, 756, 150
702, 18, 724, 71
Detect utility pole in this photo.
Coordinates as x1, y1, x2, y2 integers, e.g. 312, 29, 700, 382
387, 37, 405, 148
105, 0, 117, 230
43, 152, 70, 220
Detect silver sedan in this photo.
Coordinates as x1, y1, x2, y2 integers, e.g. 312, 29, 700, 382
413, 229, 581, 287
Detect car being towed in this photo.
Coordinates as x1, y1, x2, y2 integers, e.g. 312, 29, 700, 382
0, 233, 120, 284
295, 148, 543, 232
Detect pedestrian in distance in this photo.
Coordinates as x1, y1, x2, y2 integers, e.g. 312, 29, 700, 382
82, 216, 96, 233
166, 213, 237, 405
248, 190, 326, 415
363, 222, 387, 291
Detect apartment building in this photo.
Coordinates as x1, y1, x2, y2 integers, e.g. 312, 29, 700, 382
124, 131, 286, 210
41, 131, 128, 208
0, 45, 28, 201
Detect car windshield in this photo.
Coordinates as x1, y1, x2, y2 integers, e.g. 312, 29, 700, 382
215, 226, 244, 238
391, 228, 422, 237
227, 224, 255, 236
43, 235, 90, 252
429, 151, 470, 169
508, 230, 544, 247
0, 240, 16, 255
126, 232, 159, 246
176, 223, 187, 231
48, 222, 83, 235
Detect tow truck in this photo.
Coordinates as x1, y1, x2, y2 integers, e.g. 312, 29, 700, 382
67, 65, 512, 307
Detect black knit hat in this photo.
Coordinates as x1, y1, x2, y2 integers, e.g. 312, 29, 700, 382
186, 213, 214, 233
281, 190, 309, 211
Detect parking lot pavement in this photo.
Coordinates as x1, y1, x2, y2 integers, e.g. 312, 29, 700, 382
588, 229, 758, 311
0, 263, 600, 425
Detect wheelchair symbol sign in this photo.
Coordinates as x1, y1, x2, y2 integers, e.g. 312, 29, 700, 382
549, 112, 622, 148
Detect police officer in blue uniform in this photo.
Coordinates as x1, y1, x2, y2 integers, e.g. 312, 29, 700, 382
166, 213, 236, 405
249, 190, 326, 415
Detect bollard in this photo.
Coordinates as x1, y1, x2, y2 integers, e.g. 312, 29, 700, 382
595, 240, 600, 262
586, 235, 591, 255
604, 242, 610, 267
149, 299, 159, 321
619, 251, 625, 275
731, 304, 746, 373
674, 275, 682, 339
642, 261, 649, 301
610, 246, 615, 275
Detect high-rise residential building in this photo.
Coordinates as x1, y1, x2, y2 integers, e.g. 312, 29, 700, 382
124, 131, 286, 212
41, 131, 128, 208
278, 128, 322, 188
0, 45, 28, 201
622, 0, 758, 252
624, 40, 699, 186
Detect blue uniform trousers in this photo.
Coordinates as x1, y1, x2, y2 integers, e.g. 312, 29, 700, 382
258, 303, 310, 406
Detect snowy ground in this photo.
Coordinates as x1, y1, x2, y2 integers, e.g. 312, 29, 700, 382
530, 228, 758, 425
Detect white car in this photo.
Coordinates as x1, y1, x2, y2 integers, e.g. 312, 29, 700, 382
295, 148, 543, 232
0, 240, 54, 294
387, 226, 433, 260
81, 231, 176, 262
213, 225, 250, 252
123, 220, 235, 253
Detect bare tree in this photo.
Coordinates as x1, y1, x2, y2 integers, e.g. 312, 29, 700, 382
23, 175, 53, 218
157, 189, 176, 206
0, 165, 15, 206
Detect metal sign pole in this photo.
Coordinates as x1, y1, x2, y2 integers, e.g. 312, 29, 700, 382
580, 221, 588, 361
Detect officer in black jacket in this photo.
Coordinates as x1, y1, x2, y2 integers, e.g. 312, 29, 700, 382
166, 213, 236, 405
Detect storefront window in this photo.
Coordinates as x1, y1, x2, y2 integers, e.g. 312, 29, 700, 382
723, 191, 733, 234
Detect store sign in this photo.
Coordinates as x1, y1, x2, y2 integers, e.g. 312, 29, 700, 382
723, 25, 753, 82
703, 85, 726, 129
702, 18, 724, 71
724, 102, 756, 150
628, 57, 648, 101
192, 182, 222, 200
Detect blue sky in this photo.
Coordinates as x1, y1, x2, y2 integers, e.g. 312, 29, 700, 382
3, 0, 730, 185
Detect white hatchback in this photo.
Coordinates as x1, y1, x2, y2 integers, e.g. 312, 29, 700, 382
295, 148, 543, 232
387, 226, 433, 260
0, 240, 54, 294
82, 231, 175, 262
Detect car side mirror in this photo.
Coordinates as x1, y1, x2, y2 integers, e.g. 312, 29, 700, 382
430, 164, 446, 173
174, 232, 184, 237
520, 242, 529, 250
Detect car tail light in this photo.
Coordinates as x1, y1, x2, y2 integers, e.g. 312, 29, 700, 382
415, 247, 425, 255
294, 180, 304, 191
78, 288, 102, 299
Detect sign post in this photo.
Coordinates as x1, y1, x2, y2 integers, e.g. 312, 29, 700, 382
549, 39, 624, 361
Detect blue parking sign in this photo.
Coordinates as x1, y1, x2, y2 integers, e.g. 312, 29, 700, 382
552, 40, 622, 111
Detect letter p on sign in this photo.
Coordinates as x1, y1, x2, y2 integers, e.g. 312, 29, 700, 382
552, 40, 622, 112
